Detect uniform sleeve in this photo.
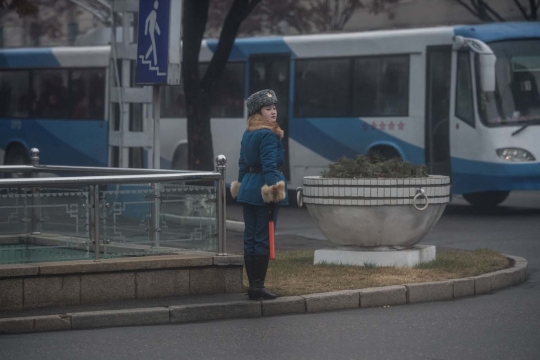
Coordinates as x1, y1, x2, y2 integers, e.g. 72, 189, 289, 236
260, 132, 286, 203
260, 132, 280, 186
231, 139, 248, 200
238, 143, 248, 183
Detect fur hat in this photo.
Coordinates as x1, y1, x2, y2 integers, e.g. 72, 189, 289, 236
246, 89, 278, 116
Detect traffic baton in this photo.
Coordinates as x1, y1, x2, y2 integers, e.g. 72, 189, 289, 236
269, 204, 275, 260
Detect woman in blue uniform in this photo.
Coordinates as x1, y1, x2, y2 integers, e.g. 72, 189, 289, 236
230, 89, 288, 300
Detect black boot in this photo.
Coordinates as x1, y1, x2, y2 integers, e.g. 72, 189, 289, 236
249, 255, 276, 300
244, 255, 255, 297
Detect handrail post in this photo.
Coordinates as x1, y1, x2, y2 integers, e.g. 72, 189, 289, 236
30, 148, 41, 235
215, 155, 227, 256
89, 185, 100, 262
151, 182, 161, 247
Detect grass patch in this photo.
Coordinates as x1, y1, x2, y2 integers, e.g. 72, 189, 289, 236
246, 249, 509, 297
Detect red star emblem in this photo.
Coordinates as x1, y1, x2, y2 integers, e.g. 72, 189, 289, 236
388, 121, 395, 130
371, 121, 377, 130
379, 122, 386, 130
398, 121, 405, 130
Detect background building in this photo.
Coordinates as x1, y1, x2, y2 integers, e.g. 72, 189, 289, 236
0, 0, 533, 48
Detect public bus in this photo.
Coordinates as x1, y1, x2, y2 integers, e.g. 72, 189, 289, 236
0, 22, 539, 207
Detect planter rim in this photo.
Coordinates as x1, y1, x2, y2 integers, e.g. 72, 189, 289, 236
304, 175, 449, 180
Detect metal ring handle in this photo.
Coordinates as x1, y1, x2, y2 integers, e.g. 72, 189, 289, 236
296, 187, 303, 208
413, 188, 429, 211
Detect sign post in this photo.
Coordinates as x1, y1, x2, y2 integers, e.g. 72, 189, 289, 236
136, 0, 181, 169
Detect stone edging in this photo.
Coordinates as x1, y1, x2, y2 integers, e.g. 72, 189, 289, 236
0, 255, 527, 335
226, 219, 245, 232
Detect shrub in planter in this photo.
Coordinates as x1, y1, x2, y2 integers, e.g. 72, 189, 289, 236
321, 153, 428, 179
299, 154, 450, 248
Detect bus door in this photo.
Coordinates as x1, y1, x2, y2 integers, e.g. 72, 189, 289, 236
425, 46, 452, 176
249, 56, 291, 180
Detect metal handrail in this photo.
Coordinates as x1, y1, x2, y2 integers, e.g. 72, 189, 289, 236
0, 148, 228, 261
0, 164, 192, 175
0, 172, 221, 187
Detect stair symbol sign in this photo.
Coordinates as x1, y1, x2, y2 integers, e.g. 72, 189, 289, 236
139, 55, 166, 76
141, 0, 166, 77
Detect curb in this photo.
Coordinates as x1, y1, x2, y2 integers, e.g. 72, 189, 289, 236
0, 255, 527, 334
226, 220, 244, 233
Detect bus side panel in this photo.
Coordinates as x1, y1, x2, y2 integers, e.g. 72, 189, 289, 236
0, 119, 108, 167
451, 158, 540, 193
288, 117, 426, 188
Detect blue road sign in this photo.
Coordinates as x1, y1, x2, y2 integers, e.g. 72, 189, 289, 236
136, 0, 171, 85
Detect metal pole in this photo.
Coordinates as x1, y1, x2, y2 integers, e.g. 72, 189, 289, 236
151, 182, 161, 247
153, 85, 161, 169
30, 148, 41, 235
215, 155, 227, 256
89, 185, 100, 262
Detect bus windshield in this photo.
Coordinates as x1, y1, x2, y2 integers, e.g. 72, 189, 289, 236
478, 39, 540, 126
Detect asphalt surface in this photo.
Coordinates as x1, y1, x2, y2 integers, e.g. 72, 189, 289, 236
1, 191, 539, 360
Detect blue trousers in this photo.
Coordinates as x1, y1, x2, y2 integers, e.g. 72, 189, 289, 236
243, 204, 280, 256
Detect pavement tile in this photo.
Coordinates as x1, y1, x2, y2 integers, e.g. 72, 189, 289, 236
0, 316, 33, 334
0, 279, 23, 311
70, 308, 169, 329
170, 301, 261, 323
453, 279, 474, 298
303, 290, 359, 313
262, 296, 306, 316
406, 281, 453, 303
359, 286, 406, 307
24, 276, 80, 308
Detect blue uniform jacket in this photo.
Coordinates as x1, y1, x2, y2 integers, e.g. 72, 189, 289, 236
231, 115, 288, 206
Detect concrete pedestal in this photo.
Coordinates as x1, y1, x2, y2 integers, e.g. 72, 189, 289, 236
314, 245, 436, 268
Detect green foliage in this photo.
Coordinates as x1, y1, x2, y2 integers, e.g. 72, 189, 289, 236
321, 153, 428, 179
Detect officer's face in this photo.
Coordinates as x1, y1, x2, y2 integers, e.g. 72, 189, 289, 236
260, 105, 277, 122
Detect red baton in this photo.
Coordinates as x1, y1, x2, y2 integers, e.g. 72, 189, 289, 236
269, 205, 275, 260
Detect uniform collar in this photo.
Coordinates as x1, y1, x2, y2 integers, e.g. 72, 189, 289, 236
247, 114, 284, 139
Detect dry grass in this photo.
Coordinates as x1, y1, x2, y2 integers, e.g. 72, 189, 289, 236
245, 249, 510, 297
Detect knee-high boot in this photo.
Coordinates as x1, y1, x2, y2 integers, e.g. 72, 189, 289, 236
249, 255, 276, 300
244, 255, 255, 297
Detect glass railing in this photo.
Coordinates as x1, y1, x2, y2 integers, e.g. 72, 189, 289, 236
0, 149, 227, 265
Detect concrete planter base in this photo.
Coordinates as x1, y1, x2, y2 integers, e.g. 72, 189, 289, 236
314, 245, 436, 268
301, 175, 450, 247
0, 253, 244, 311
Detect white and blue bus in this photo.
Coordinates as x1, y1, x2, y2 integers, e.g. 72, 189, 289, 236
1, 22, 539, 207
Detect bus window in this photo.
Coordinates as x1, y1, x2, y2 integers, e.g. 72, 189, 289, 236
353, 55, 409, 117
161, 83, 186, 118
161, 62, 245, 118
0, 70, 30, 118
210, 62, 244, 118
32, 70, 69, 119
295, 58, 350, 117
456, 52, 475, 127
71, 69, 106, 120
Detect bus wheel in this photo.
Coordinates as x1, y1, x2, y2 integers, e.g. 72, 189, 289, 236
462, 191, 510, 208
367, 146, 401, 160
171, 143, 188, 170
5, 144, 30, 178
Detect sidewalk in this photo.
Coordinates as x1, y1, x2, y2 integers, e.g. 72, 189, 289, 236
0, 204, 529, 334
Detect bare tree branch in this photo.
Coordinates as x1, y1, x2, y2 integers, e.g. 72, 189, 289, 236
454, 0, 483, 20
480, 0, 506, 21
513, 0, 530, 20
530, 0, 539, 20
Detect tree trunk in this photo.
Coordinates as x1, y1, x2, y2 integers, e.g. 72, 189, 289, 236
183, 0, 214, 171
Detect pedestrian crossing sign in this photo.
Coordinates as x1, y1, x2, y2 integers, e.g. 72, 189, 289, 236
135, 0, 181, 85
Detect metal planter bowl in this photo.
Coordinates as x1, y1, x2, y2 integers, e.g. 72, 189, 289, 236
299, 176, 450, 247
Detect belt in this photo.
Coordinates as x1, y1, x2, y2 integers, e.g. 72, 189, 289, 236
249, 167, 282, 173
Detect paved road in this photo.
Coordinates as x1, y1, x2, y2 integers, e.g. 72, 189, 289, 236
1, 191, 539, 360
